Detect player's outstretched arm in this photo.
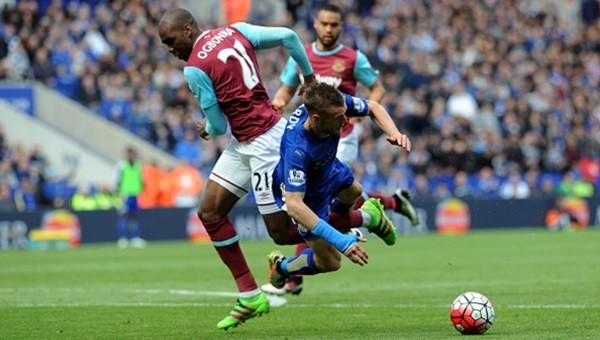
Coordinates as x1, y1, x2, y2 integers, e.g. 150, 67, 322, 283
366, 100, 411, 152
284, 191, 367, 264
234, 23, 313, 79
366, 78, 386, 103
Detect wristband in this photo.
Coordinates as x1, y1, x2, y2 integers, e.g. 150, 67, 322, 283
311, 219, 357, 253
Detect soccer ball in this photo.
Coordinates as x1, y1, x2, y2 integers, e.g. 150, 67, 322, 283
449, 291, 494, 335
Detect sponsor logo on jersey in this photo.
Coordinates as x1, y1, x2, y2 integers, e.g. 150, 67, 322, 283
287, 169, 306, 186
332, 59, 345, 73
315, 74, 342, 88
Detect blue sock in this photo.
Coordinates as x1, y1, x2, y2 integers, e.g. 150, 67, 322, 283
129, 220, 140, 238
330, 198, 352, 214
117, 217, 128, 238
281, 248, 321, 276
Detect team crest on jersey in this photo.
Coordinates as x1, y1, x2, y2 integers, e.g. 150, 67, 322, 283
287, 169, 306, 186
332, 59, 345, 73
352, 97, 366, 112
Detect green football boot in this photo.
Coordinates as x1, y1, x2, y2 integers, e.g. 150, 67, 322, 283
216, 292, 270, 330
360, 198, 398, 246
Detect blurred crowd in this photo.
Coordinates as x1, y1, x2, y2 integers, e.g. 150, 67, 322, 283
1, 0, 600, 213
0, 123, 79, 212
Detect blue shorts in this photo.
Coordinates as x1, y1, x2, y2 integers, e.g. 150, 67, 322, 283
303, 158, 355, 220
122, 196, 140, 214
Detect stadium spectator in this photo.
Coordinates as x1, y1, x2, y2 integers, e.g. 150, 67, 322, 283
581, 0, 600, 26
432, 182, 453, 202
542, 139, 569, 173
406, 137, 431, 176
473, 167, 501, 199
41, 166, 77, 208
28, 143, 47, 169
413, 174, 433, 201
0, 159, 18, 188
31, 47, 54, 84
524, 169, 547, 198
0, 180, 18, 212
396, 50, 431, 92
538, 176, 559, 198
173, 129, 202, 169
453, 171, 474, 199
83, 23, 111, 60
446, 80, 478, 128
94, 183, 120, 210
51, 64, 79, 99
4, 37, 31, 80
555, 171, 596, 197
98, 87, 133, 125
13, 177, 37, 212
12, 152, 30, 182
26, 163, 45, 205
150, 119, 177, 153
499, 170, 532, 200
70, 184, 98, 211
77, 74, 102, 110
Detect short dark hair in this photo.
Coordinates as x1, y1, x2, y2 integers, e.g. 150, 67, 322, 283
159, 7, 199, 30
304, 82, 344, 117
316, 3, 344, 21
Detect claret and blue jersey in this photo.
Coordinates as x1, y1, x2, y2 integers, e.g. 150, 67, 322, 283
183, 23, 313, 142
273, 93, 370, 218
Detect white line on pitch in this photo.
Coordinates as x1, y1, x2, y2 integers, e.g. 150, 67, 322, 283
5, 301, 600, 309
2, 288, 599, 309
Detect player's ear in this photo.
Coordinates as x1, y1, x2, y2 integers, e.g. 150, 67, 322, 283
183, 23, 193, 38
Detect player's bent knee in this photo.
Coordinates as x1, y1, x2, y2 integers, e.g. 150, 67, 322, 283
263, 212, 297, 245
269, 231, 294, 245
349, 181, 363, 197
320, 260, 342, 272
197, 209, 223, 223
315, 256, 342, 272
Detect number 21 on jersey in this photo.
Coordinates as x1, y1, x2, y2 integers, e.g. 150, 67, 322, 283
217, 39, 259, 90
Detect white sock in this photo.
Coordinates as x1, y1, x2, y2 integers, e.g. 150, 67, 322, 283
361, 210, 371, 227
239, 289, 262, 299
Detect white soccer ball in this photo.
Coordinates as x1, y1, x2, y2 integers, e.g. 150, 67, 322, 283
449, 291, 495, 334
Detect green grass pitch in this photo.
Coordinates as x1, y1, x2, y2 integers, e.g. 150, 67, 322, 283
1, 227, 599, 339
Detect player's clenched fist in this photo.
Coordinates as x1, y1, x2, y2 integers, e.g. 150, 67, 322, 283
196, 118, 210, 140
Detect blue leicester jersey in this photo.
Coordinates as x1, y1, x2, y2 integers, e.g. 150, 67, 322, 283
273, 94, 369, 210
